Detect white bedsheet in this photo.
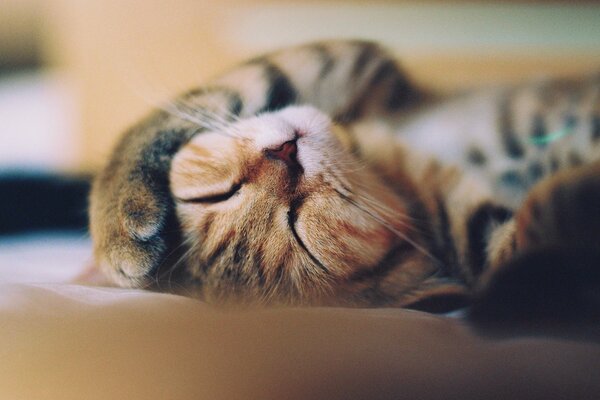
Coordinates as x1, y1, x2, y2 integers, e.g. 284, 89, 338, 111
1, 233, 599, 399
0, 232, 91, 284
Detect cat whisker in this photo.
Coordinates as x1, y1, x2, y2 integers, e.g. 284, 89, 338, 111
112, 63, 232, 136
165, 244, 197, 295
171, 94, 246, 139
349, 191, 430, 242
336, 190, 441, 266
160, 101, 229, 133
327, 159, 371, 175
112, 54, 246, 139
174, 98, 232, 128
147, 237, 193, 292
168, 101, 235, 134
330, 172, 418, 225
352, 191, 418, 225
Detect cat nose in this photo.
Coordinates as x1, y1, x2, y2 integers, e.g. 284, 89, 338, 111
265, 139, 300, 169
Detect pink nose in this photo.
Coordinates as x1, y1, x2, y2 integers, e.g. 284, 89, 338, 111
265, 140, 299, 168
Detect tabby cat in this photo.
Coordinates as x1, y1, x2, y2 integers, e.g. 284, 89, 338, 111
90, 40, 600, 319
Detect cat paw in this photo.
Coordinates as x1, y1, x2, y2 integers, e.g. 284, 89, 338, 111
103, 234, 166, 287
90, 179, 172, 288
118, 184, 165, 241
515, 162, 600, 251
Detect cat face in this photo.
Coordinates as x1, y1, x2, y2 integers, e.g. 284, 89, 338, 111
170, 106, 412, 305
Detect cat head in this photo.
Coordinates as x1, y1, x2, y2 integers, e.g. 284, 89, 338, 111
170, 106, 413, 305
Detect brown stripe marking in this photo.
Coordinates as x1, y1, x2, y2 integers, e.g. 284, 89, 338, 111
498, 93, 526, 158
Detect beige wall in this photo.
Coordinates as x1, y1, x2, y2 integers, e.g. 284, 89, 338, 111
43, 1, 600, 171
45, 1, 234, 170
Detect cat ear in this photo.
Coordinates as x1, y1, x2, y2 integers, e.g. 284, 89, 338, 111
170, 134, 240, 201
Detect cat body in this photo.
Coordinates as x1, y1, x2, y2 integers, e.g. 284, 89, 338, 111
90, 40, 600, 316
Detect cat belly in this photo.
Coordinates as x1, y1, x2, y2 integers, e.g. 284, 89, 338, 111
394, 88, 529, 208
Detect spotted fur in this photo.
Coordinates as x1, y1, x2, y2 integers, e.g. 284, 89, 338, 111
90, 40, 600, 315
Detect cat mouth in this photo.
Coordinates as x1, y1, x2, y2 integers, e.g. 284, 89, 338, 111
285, 162, 304, 191
281, 142, 305, 193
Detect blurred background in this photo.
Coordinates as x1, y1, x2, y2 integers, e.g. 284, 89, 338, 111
0, 0, 599, 237
1, 0, 599, 174
0, 0, 597, 284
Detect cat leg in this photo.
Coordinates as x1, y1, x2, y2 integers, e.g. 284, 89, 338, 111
470, 162, 600, 337
515, 161, 600, 250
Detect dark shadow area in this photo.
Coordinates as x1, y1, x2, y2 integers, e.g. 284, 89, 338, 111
468, 246, 600, 342
0, 173, 91, 235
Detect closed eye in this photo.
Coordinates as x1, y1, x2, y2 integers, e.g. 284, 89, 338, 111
176, 181, 243, 204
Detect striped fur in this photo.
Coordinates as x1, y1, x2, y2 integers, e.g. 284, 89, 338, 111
90, 40, 600, 313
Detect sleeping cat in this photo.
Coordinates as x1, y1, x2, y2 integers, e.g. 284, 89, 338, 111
89, 40, 600, 319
